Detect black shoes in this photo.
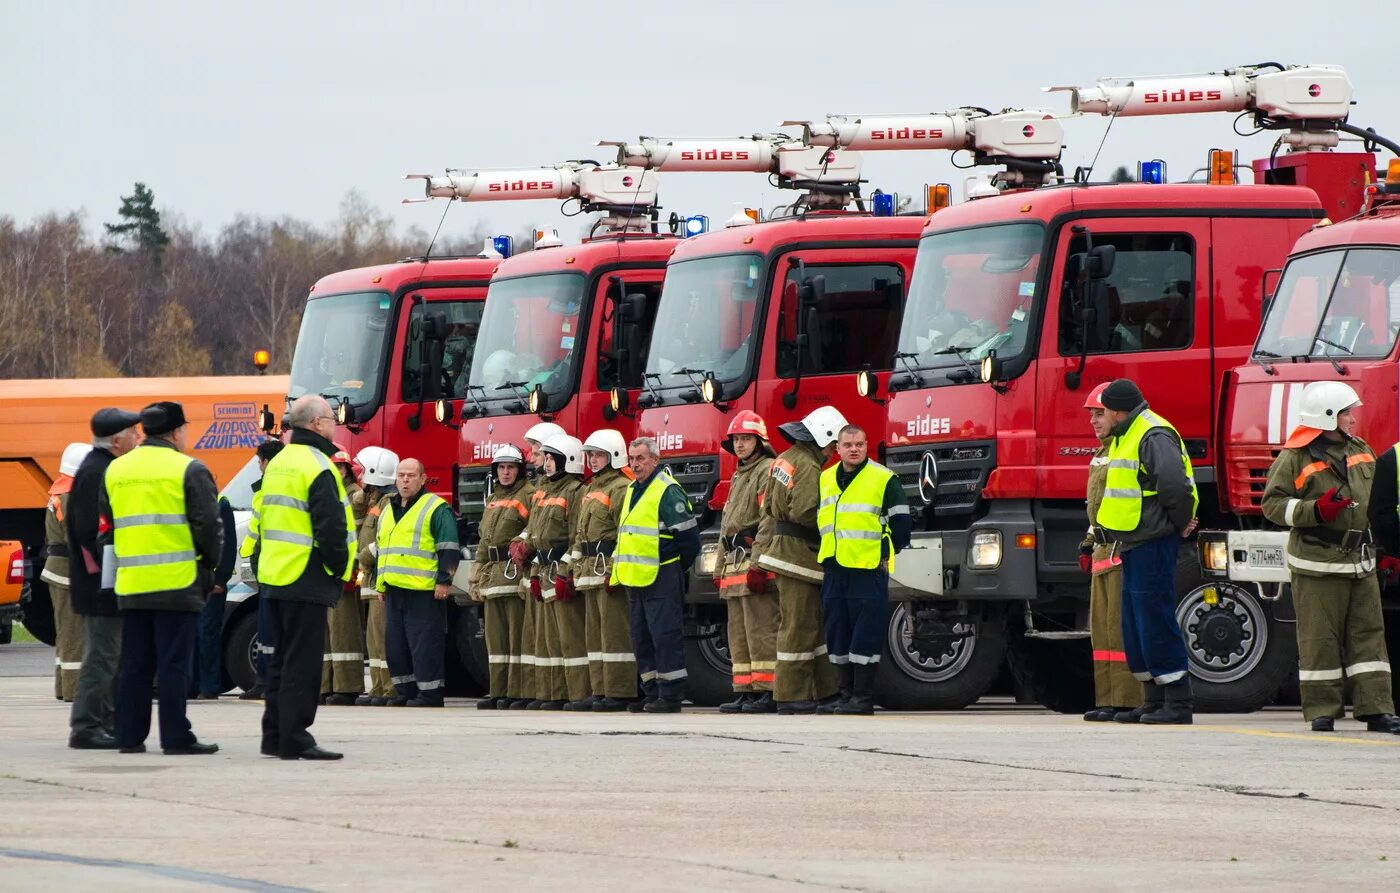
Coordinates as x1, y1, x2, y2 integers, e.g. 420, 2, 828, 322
477, 697, 500, 710
539, 700, 566, 711
1362, 713, 1400, 733
816, 694, 848, 715
194, 692, 220, 701
163, 741, 219, 755
776, 700, 817, 715
507, 698, 531, 710
238, 683, 265, 701
628, 698, 655, 713
405, 698, 444, 708
643, 698, 682, 714
592, 697, 628, 712
719, 693, 755, 714
69, 733, 119, 750
1115, 683, 1163, 724
119, 744, 146, 754
1140, 679, 1193, 725
741, 692, 776, 714
563, 697, 597, 711
1311, 716, 1335, 732
284, 746, 343, 761
1084, 707, 1117, 722
525, 699, 545, 710
386, 697, 409, 707
325, 693, 359, 706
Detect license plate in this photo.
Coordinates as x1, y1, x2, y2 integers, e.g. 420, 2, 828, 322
1248, 547, 1286, 569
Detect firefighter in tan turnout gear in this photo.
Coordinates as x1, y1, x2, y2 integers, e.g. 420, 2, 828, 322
472, 445, 531, 709
1079, 384, 1143, 721
716, 411, 779, 715
45, 443, 93, 701
572, 429, 636, 712
354, 446, 399, 705
755, 405, 847, 714
508, 422, 562, 709
1263, 381, 1400, 734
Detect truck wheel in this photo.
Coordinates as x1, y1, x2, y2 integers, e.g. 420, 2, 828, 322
446, 604, 489, 697
684, 628, 733, 707
876, 603, 1005, 710
1176, 563, 1295, 713
1005, 632, 1095, 714
223, 611, 260, 694
0, 618, 12, 645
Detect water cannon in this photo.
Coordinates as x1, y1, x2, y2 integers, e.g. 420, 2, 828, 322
1050, 64, 1355, 151
786, 108, 1065, 188
404, 161, 660, 233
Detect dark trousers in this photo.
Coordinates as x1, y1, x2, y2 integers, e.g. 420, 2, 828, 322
193, 590, 226, 695
1120, 534, 1189, 685
254, 595, 275, 678
627, 564, 687, 701
261, 598, 327, 757
820, 564, 888, 666
70, 613, 122, 740
115, 609, 197, 750
385, 587, 446, 704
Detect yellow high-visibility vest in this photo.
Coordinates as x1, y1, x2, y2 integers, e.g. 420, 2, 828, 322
377, 492, 449, 591
817, 460, 896, 570
611, 471, 683, 588
1096, 409, 1198, 532
105, 446, 197, 596
257, 444, 355, 585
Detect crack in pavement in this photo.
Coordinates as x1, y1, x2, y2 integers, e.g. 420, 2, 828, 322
0, 845, 314, 892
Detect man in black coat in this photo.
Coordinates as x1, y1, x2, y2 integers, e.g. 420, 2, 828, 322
67, 408, 142, 750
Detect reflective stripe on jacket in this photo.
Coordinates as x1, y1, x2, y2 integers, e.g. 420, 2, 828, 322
106, 445, 197, 596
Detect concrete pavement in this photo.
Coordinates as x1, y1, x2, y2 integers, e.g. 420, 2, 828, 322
3, 657, 1400, 891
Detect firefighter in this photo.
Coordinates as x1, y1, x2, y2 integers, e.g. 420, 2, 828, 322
816, 424, 910, 716
1267, 381, 1400, 733
377, 458, 460, 707
322, 447, 367, 705
472, 444, 530, 709
354, 445, 400, 705
1080, 384, 1143, 721
1094, 379, 1199, 726
101, 401, 223, 755
509, 422, 563, 708
715, 411, 779, 715
612, 436, 699, 713
573, 429, 635, 712
753, 406, 847, 714
44, 442, 92, 702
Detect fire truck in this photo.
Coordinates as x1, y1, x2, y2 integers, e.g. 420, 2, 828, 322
601, 112, 1067, 705
857, 63, 1382, 712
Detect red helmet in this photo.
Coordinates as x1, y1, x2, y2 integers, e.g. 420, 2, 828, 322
1083, 382, 1110, 410
722, 410, 769, 454
330, 443, 363, 483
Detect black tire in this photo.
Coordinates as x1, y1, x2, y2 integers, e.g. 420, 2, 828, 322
1174, 547, 1295, 713
0, 618, 12, 645
446, 604, 489, 697
1005, 632, 1096, 714
684, 627, 734, 707
223, 610, 260, 694
19, 578, 56, 646
876, 603, 1005, 710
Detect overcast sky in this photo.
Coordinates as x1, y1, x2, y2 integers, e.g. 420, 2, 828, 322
7, 2, 1399, 248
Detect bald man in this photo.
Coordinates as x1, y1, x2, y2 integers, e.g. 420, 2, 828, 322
376, 458, 460, 707
253, 395, 353, 760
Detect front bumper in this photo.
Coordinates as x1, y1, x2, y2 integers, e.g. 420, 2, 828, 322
1196, 529, 1291, 583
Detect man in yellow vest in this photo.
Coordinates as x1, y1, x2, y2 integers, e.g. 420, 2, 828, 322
816, 424, 910, 716
377, 458, 460, 707
611, 436, 699, 713
1094, 379, 1199, 726
100, 401, 223, 755
254, 395, 354, 760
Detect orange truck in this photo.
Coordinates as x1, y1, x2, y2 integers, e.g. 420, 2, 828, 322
0, 375, 289, 645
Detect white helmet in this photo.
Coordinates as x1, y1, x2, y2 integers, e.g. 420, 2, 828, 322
356, 446, 401, 488
60, 442, 93, 477
524, 421, 565, 446
491, 444, 525, 468
779, 405, 850, 448
582, 428, 628, 470
1298, 381, 1362, 431
541, 433, 585, 475
479, 349, 516, 388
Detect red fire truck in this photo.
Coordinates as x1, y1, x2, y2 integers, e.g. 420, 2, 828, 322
856, 64, 1382, 712
602, 112, 1068, 705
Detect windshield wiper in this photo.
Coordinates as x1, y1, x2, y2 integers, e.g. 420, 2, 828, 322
893, 351, 926, 388
639, 372, 665, 408
1251, 349, 1280, 376
463, 384, 488, 416
1310, 337, 1351, 375
931, 343, 981, 382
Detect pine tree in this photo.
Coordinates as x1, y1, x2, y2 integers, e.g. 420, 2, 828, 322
105, 182, 171, 271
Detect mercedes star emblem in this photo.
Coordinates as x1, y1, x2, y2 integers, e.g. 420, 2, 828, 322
917, 451, 939, 506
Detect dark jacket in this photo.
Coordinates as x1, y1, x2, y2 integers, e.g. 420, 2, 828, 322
255, 427, 351, 608
214, 496, 237, 591
1370, 445, 1400, 558
67, 446, 117, 616
1099, 403, 1196, 547
97, 437, 223, 612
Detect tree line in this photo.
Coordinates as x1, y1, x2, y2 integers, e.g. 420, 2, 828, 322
0, 184, 530, 379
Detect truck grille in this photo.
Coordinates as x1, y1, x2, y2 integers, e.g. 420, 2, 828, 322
1224, 445, 1279, 515
663, 455, 719, 528
456, 465, 491, 541
884, 440, 996, 526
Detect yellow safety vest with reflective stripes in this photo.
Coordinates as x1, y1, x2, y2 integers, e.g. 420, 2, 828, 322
376, 492, 448, 591
1096, 409, 1198, 532
611, 470, 683, 588
239, 488, 263, 560
817, 460, 895, 570
105, 445, 197, 596
257, 444, 355, 585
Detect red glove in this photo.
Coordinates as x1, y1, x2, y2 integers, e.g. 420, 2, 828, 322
554, 576, 574, 602
712, 576, 723, 591
746, 567, 770, 594
1077, 551, 1093, 574
529, 577, 543, 602
1315, 488, 1350, 524
1380, 556, 1400, 579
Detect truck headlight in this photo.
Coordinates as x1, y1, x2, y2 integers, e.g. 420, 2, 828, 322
1198, 535, 1229, 577
697, 542, 721, 576
966, 531, 1002, 569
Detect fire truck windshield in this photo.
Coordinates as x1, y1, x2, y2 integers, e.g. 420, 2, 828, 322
469, 272, 586, 403
288, 290, 391, 409
1254, 247, 1400, 361
899, 223, 1044, 377
645, 254, 763, 391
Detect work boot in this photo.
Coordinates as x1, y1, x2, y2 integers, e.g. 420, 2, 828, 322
355, 695, 374, 707
719, 692, 754, 714
644, 698, 682, 714
238, 683, 265, 701
369, 697, 389, 707
1361, 713, 1400, 733
1083, 707, 1117, 722
405, 698, 444, 708
507, 698, 531, 710
1114, 683, 1163, 724
819, 665, 855, 715
69, 732, 119, 750
835, 665, 876, 716
1141, 678, 1193, 725
563, 698, 595, 711
540, 700, 567, 711
1311, 716, 1335, 732
592, 696, 628, 712
525, 699, 545, 710
325, 693, 358, 706
776, 700, 817, 715
318, 693, 330, 705
628, 697, 655, 714
477, 697, 500, 710
741, 692, 776, 714
386, 696, 409, 707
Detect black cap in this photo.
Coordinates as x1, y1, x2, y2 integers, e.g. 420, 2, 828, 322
90, 407, 141, 438
777, 420, 812, 445
1100, 379, 1146, 412
140, 401, 188, 437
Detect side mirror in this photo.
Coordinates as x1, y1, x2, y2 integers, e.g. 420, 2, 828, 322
799, 274, 826, 305
620, 293, 648, 324
423, 310, 449, 341
1087, 244, 1116, 280
1261, 268, 1283, 307
434, 397, 457, 428
607, 386, 634, 420
259, 405, 276, 434
336, 400, 355, 426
